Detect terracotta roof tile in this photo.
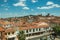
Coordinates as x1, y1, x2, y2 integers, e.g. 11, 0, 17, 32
19, 22, 49, 30
5, 28, 15, 32
0, 27, 4, 32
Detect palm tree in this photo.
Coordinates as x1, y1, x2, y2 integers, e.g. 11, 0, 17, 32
18, 31, 26, 40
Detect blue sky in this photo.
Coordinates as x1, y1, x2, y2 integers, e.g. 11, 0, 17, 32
0, 0, 60, 18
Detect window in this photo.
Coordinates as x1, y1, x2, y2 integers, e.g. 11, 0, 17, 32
39, 28, 40, 31
36, 28, 38, 31
26, 30, 28, 33
33, 29, 35, 32
5, 33, 7, 35
29, 29, 31, 32
8, 32, 10, 35
12, 32, 14, 34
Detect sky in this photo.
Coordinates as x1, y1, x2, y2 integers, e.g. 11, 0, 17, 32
0, 0, 60, 18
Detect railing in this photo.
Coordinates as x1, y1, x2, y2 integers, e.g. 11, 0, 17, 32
5, 34, 17, 38
26, 32, 54, 40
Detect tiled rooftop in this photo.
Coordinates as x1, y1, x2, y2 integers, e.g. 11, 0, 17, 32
0, 16, 60, 32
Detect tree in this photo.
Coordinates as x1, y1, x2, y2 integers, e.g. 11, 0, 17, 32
53, 25, 60, 36
46, 13, 50, 17
18, 31, 26, 40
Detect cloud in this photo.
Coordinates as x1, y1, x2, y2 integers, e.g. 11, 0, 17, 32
4, 0, 7, 2
32, 0, 38, 3
37, 1, 60, 9
5, 8, 9, 11
23, 7, 29, 10
37, 6, 53, 9
46, 1, 54, 5
13, 0, 26, 6
13, 0, 30, 10
52, 4, 60, 7
19, 0, 26, 1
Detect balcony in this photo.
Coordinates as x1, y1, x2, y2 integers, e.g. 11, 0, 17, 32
5, 34, 17, 38
26, 32, 54, 40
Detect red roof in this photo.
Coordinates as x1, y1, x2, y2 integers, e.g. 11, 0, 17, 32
0, 27, 4, 32
19, 22, 49, 30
